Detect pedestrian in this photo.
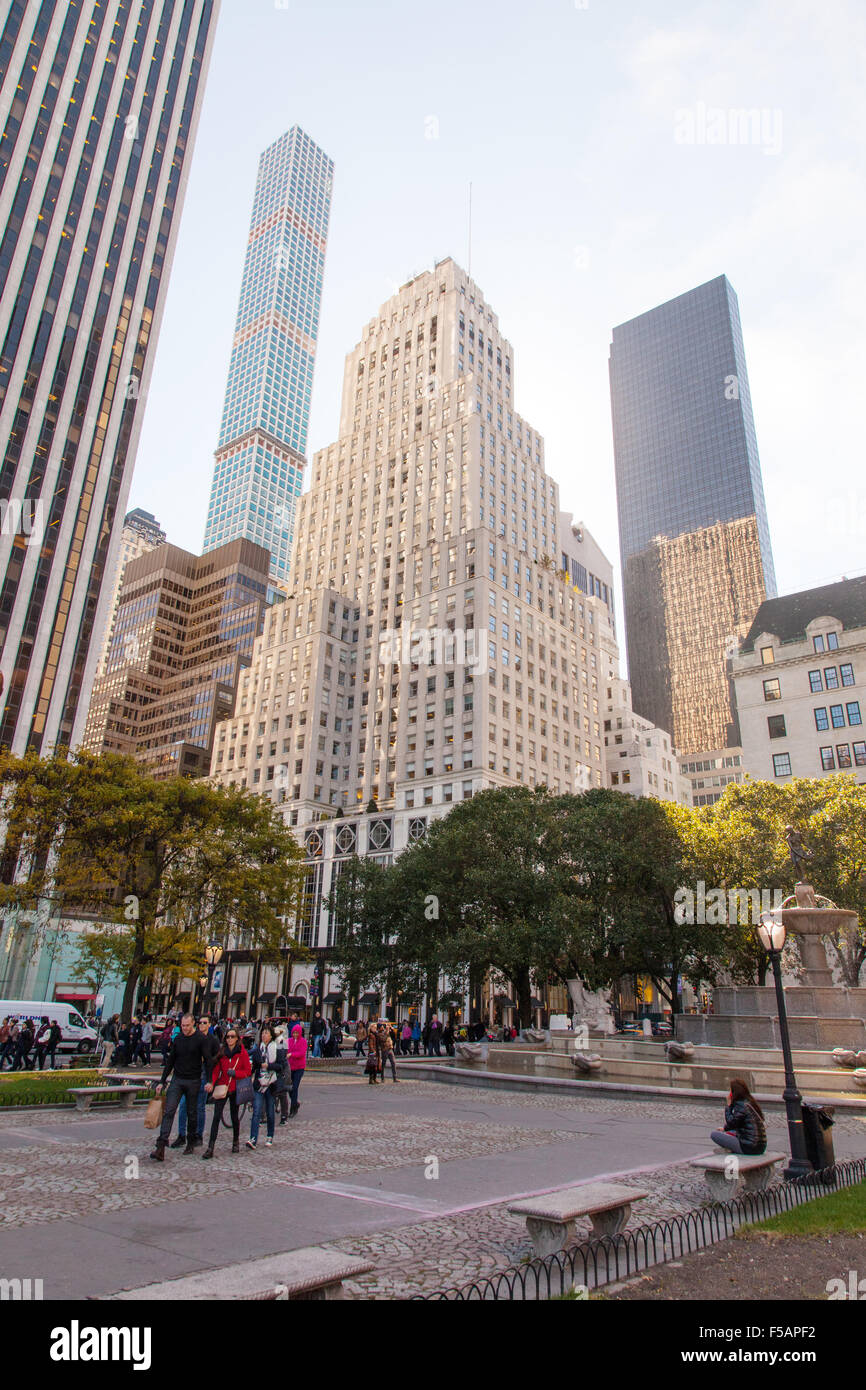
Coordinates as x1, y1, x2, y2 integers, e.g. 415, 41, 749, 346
400, 1020, 412, 1056
378, 1023, 399, 1082
201, 1026, 252, 1158
442, 1020, 455, 1057
114, 1019, 132, 1067
321, 1016, 332, 1058
0, 1018, 13, 1070
287, 1022, 307, 1116
711, 1078, 767, 1156
411, 1017, 421, 1055
364, 1027, 381, 1084
247, 1026, 278, 1149
45, 1019, 62, 1069
421, 1018, 431, 1056
429, 1014, 442, 1057
273, 1026, 290, 1124
150, 1014, 213, 1162
12, 1018, 34, 1071
310, 1012, 325, 1058
33, 1016, 52, 1070
171, 1016, 218, 1149
354, 1019, 368, 1058
138, 1016, 153, 1065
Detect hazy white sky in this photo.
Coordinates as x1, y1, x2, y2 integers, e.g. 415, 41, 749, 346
132, 0, 866, 618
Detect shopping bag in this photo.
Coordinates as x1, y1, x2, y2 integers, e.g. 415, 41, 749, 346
143, 1095, 165, 1130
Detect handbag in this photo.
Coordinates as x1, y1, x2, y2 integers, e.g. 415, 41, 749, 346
213, 1083, 228, 1100
235, 1074, 254, 1106
143, 1095, 165, 1130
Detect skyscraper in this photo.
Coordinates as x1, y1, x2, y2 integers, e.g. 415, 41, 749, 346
202, 127, 334, 585
609, 275, 776, 754
94, 508, 166, 678
0, 0, 220, 756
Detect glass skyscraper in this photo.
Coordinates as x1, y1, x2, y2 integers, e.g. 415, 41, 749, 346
202, 127, 334, 585
0, 0, 220, 756
609, 275, 776, 754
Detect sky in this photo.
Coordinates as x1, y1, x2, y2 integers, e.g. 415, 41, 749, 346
132, 0, 866, 630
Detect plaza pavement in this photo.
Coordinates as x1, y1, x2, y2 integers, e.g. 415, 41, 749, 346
1, 1075, 864, 1299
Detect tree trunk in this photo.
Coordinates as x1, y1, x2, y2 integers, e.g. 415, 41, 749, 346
120, 966, 140, 1024
514, 966, 533, 1029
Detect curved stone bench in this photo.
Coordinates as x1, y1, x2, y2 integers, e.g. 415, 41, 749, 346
690, 1151, 786, 1202
509, 1182, 649, 1257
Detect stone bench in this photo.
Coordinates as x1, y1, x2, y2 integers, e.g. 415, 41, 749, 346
690, 1151, 786, 1202
104, 1247, 375, 1301
67, 1086, 147, 1112
508, 1181, 649, 1257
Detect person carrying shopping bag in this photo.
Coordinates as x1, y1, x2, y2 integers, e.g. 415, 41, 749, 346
247, 1026, 279, 1149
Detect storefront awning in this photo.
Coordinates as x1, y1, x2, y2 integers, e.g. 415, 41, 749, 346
324, 992, 345, 1003
360, 992, 381, 1004
256, 992, 276, 1002
54, 990, 95, 1002
285, 995, 307, 1007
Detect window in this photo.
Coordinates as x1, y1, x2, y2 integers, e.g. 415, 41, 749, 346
824, 667, 840, 690
827, 632, 839, 650
813, 634, 825, 653
773, 752, 792, 777
830, 704, 845, 728
819, 747, 835, 771
767, 714, 786, 739
814, 707, 829, 731
836, 744, 852, 769
763, 678, 781, 701
840, 663, 855, 687
808, 670, 823, 693
760, 646, 775, 665
853, 742, 866, 767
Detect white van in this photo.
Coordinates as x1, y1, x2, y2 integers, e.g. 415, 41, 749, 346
0, 1000, 99, 1055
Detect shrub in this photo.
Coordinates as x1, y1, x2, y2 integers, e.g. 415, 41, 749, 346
0, 1069, 107, 1107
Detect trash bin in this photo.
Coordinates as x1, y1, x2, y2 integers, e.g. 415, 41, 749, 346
801, 1101, 836, 1179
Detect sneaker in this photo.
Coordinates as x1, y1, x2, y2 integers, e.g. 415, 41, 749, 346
279, 1117, 287, 1126
265, 1138, 273, 1147
246, 1139, 257, 1150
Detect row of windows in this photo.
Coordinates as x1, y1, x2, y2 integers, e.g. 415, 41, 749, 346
774, 745, 866, 776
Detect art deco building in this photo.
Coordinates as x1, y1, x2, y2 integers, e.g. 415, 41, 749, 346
82, 537, 269, 778
202, 127, 334, 586
210, 260, 617, 1005
610, 275, 776, 755
0, 0, 220, 755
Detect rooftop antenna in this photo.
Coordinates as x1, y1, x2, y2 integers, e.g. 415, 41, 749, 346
467, 181, 472, 281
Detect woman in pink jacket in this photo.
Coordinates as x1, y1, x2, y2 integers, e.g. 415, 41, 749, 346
287, 1023, 307, 1117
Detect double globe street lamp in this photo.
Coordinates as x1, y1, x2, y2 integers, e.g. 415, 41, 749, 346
194, 942, 224, 1017
757, 909, 812, 1180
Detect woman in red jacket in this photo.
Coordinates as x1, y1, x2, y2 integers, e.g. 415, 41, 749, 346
287, 1023, 307, 1117
201, 1028, 251, 1158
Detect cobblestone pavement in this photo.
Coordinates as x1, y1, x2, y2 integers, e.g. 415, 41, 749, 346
2, 1079, 863, 1297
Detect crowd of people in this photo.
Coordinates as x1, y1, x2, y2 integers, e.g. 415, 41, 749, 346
0, 1015, 64, 1070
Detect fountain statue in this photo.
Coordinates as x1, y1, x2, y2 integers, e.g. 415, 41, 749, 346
566, 979, 616, 1035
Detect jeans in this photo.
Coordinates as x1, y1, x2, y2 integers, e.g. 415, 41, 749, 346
289, 1068, 304, 1110
177, 1080, 207, 1140
11, 1045, 32, 1071
382, 1051, 397, 1080
412, 1038, 420, 1055
209, 1093, 240, 1147
354, 1038, 366, 1057
312, 1036, 322, 1057
158, 1076, 201, 1145
430, 1036, 441, 1057
711, 1130, 743, 1154
250, 1086, 276, 1142
0, 1041, 14, 1069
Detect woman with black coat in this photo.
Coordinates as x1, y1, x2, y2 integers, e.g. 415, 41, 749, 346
711, 1078, 767, 1155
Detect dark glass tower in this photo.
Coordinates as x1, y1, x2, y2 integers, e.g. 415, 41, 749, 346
0, 0, 220, 756
610, 275, 776, 754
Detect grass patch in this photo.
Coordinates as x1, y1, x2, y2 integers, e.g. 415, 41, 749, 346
0, 1069, 106, 1107
739, 1179, 866, 1238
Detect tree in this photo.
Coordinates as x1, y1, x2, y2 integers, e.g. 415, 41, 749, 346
0, 750, 307, 1019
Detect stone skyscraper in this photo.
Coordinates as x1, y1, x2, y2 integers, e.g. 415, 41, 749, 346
0, 0, 220, 754
609, 275, 775, 754
202, 127, 334, 586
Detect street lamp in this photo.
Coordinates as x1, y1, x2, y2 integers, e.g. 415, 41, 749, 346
757, 910, 812, 1180
203, 942, 223, 1017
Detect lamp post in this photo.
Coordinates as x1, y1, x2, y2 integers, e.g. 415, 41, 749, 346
204, 942, 223, 1019
757, 910, 812, 1180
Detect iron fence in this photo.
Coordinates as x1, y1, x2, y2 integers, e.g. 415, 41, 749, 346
417, 1158, 866, 1300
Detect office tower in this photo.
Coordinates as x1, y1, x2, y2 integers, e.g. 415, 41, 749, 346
610, 275, 776, 754
732, 576, 866, 786
0, 0, 220, 756
211, 259, 617, 975
94, 508, 166, 678
202, 127, 334, 586
82, 537, 270, 778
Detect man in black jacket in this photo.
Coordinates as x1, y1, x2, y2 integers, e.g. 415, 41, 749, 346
150, 1015, 212, 1161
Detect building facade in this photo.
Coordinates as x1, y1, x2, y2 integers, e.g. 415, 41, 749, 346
82, 537, 270, 778
732, 577, 866, 785
209, 259, 619, 1014
202, 127, 334, 586
604, 677, 690, 804
678, 747, 745, 807
0, 0, 220, 755
93, 508, 166, 678
609, 275, 776, 755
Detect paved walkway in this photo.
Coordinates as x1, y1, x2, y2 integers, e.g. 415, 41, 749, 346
1, 1078, 864, 1299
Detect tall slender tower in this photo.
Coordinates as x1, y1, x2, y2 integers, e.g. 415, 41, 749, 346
202, 127, 334, 585
609, 275, 776, 754
0, 0, 220, 756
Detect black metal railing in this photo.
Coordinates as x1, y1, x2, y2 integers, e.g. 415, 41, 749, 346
417, 1158, 866, 1300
